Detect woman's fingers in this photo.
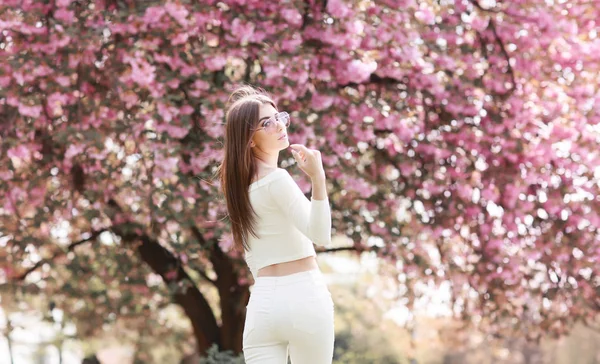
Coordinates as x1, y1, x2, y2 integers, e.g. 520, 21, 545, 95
290, 144, 310, 154
290, 144, 314, 161
291, 149, 305, 163
290, 144, 307, 162
289, 144, 324, 179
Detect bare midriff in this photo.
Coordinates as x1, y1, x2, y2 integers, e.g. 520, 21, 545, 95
257, 256, 319, 277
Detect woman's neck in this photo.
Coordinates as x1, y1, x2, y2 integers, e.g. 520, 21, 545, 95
254, 153, 279, 170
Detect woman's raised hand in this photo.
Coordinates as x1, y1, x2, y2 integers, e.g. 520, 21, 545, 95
289, 144, 325, 180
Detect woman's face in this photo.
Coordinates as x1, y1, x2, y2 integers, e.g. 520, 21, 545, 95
251, 103, 290, 153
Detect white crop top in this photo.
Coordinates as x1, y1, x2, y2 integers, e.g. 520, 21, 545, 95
244, 168, 332, 279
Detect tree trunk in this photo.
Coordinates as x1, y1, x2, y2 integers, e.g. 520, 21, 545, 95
108, 201, 249, 355
135, 233, 222, 354
81, 355, 100, 364
135, 231, 250, 354
112, 222, 221, 355
207, 237, 250, 352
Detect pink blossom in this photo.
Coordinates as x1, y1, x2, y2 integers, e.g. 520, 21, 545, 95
311, 92, 335, 111
153, 154, 179, 179
0, 170, 13, 181
456, 183, 473, 201
346, 20, 364, 35
144, 7, 166, 24
327, 0, 351, 18
153, 53, 173, 64
171, 32, 189, 45
322, 115, 342, 128
129, 58, 156, 88
54, 75, 71, 87
551, 124, 575, 140
65, 144, 87, 160
486, 239, 503, 251
190, 156, 210, 173
180, 253, 189, 264
165, 124, 190, 139
165, 2, 189, 27
33, 65, 53, 77
54, 9, 75, 24
47, 92, 70, 107
68, 54, 80, 68
0, 76, 10, 87
395, 120, 415, 143
17, 23, 47, 36
192, 12, 210, 28
481, 185, 499, 202
166, 78, 180, 89
370, 223, 388, 236
282, 37, 302, 53
121, 92, 139, 109
29, 186, 47, 207
471, 15, 489, 31
231, 18, 255, 44
281, 8, 303, 27
157, 102, 175, 122
465, 206, 480, 218
18, 103, 42, 118
399, 163, 416, 176
248, 30, 266, 43
415, 8, 435, 25
7, 145, 31, 160
219, 234, 234, 252
205, 55, 227, 71
109, 23, 135, 35
342, 59, 377, 83
180, 63, 198, 77
180, 105, 194, 115
199, 105, 225, 137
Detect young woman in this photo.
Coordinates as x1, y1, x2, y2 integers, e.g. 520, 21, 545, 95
218, 85, 335, 363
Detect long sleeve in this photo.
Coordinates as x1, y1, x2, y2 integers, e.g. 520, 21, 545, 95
268, 170, 332, 246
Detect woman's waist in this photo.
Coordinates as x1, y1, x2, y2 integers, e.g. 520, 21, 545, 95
257, 256, 318, 278
253, 264, 324, 287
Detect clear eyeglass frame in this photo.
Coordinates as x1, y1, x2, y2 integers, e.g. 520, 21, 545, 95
253, 111, 290, 134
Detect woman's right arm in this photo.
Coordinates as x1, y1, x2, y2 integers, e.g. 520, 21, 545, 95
268, 170, 332, 247
310, 174, 327, 201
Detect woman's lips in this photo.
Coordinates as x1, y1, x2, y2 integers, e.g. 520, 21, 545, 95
279, 134, 287, 140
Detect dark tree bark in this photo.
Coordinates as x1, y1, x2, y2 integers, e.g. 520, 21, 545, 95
112, 223, 221, 355
196, 227, 250, 353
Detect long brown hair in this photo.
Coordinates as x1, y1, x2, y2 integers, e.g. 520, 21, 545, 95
216, 85, 277, 252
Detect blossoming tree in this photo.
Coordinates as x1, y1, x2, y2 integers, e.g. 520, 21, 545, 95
1, 0, 599, 355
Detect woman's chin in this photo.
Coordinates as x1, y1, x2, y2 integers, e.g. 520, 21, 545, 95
278, 140, 290, 150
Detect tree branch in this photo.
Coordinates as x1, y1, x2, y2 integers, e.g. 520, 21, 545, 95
111, 224, 221, 353
315, 244, 381, 254
190, 226, 250, 352
469, 0, 517, 93
342, 73, 405, 89
15, 230, 107, 281
186, 260, 218, 286
487, 20, 516, 91
106, 199, 220, 354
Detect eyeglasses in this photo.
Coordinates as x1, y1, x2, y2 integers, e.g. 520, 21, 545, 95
253, 111, 290, 134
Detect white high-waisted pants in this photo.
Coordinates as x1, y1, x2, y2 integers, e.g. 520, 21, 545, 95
242, 269, 335, 364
